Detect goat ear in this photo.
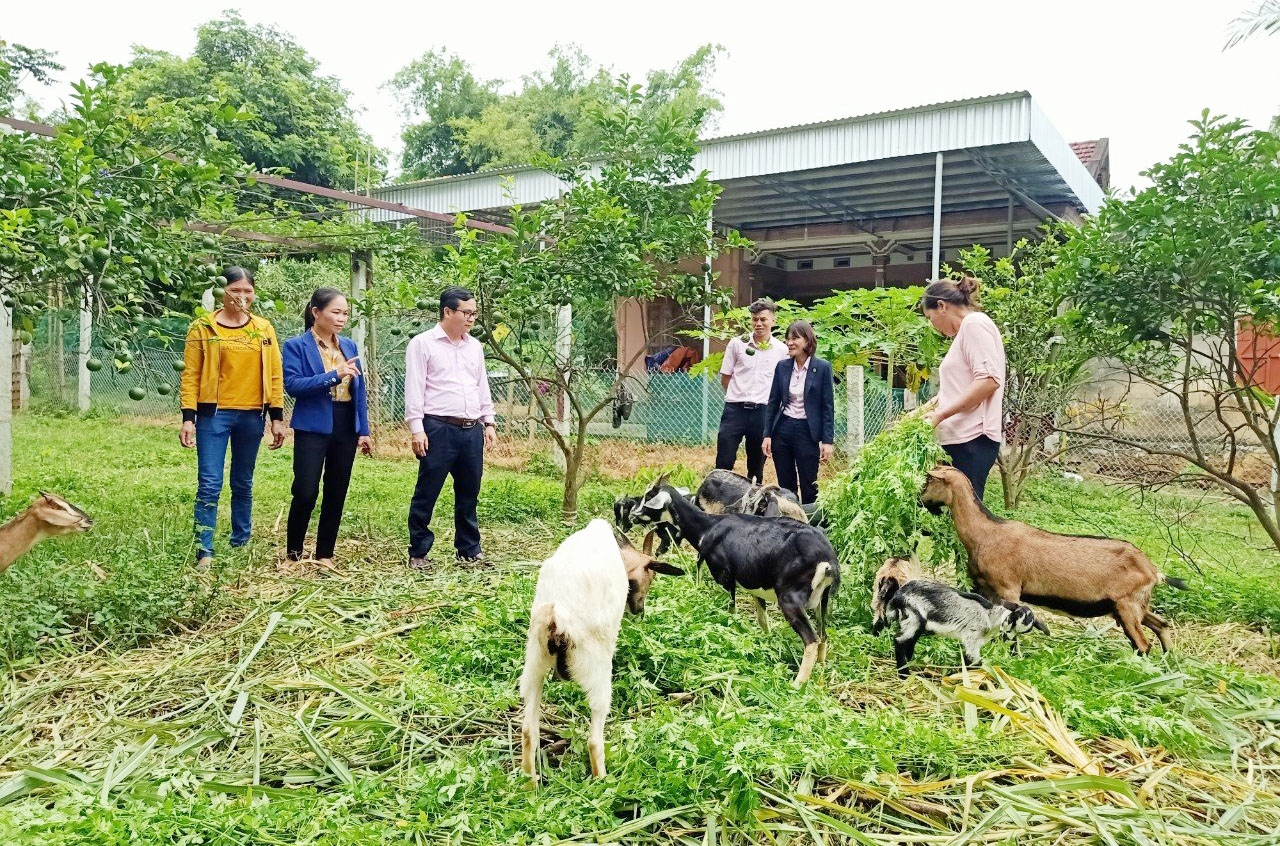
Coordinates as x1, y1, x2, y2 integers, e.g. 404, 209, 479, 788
647, 561, 685, 577
641, 529, 657, 555
1033, 617, 1051, 636
926, 468, 946, 480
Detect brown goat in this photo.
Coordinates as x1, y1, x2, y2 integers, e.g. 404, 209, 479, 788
870, 556, 925, 634
919, 466, 1186, 654
615, 529, 685, 616
0, 492, 93, 574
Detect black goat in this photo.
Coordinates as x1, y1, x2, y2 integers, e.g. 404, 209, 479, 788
635, 474, 840, 687
695, 469, 809, 522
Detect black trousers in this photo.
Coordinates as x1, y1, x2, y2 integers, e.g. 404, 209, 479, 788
287, 401, 358, 559
408, 416, 484, 559
771, 415, 820, 505
716, 402, 767, 483
943, 435, 1001, 503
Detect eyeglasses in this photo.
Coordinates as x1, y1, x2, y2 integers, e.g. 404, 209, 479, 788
453, 309, 479, 320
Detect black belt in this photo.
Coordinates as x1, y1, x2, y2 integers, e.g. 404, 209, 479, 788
426, 414, 478, 428
728, 401, 765, 410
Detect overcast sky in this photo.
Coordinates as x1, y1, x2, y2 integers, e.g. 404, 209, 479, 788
6, 0, 1278, 195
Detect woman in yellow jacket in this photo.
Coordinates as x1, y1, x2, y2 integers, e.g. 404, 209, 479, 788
179, 266, 285, 568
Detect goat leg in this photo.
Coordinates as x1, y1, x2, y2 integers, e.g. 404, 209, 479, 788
519, 660, 550, 780
817, 586, 832, 663
1114, 601, 1151, 655
894, 635, 918, 677
894, 610, 924, 676
754, 598, 770, 633
1143, 610, 1174, 652
572, 649, 614, 779
778, 592, 820, 687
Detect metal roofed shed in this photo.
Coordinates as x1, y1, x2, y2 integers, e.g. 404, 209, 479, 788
363, 91, 1109, 370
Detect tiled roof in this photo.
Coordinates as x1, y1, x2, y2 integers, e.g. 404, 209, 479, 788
1070, 140, 1099, 164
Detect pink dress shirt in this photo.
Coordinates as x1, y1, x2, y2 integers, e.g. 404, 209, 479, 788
721, 334, 789, 404
782, 359, 808, 420
404, 324, 495, 434
936, 312, 1005, 446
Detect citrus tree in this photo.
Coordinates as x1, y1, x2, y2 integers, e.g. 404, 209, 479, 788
1, 65, 255, 491
1056, 113, 1280, 548
436, 79, 748, 521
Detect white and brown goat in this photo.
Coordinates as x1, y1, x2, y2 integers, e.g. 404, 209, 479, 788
0, 492, 93, 574
520, 520, 683, 780
919, 466, 1186, 654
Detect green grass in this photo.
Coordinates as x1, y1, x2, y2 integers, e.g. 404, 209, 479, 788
1, 414, 1280, 844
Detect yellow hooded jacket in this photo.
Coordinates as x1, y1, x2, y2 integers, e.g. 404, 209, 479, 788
179, 311, 284, 423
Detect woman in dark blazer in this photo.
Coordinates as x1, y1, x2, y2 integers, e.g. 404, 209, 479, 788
763, 320, 835, 505
282, 288, 372, 569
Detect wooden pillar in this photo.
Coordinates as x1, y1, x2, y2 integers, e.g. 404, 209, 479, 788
871, 252, 890, 288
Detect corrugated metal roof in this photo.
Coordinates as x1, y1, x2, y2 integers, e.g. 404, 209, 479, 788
364, 91, 1103, 227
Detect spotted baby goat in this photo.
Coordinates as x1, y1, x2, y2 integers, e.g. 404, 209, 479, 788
635, 475, 839, 687
613, 493, 683, 554
920, 465, 1187, 653
882, 579, 1048, 675
520, 520, 683, 779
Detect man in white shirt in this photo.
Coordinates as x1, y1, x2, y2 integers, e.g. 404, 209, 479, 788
716, 298, 788, 483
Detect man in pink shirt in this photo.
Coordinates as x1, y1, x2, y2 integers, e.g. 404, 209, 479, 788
404, 286, 498, 569
717, 298, 788, 483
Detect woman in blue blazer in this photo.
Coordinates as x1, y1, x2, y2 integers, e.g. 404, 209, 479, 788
282, 288, 372, 568
763, 320, 835, 505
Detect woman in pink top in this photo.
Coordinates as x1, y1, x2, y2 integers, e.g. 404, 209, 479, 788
921, 276, 1006, 501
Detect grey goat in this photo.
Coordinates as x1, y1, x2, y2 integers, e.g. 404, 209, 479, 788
882, 579, 1048, 676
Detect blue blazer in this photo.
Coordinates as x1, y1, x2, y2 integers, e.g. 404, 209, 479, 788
766, 356, 836, 445
282, 331, 369, 437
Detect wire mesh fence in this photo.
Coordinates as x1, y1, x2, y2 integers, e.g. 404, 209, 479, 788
20, 314, 933, 456
31, 313, 1269, 490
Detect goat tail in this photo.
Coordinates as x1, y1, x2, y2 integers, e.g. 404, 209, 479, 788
811, 561, 838, 595
531, 603, 573, 681
1159, 572, 1189, 591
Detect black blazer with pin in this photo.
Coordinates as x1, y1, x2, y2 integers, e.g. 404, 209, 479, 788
766, 357, 836, 445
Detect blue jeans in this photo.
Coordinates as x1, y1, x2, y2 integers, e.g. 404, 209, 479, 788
194, 409, 265, 559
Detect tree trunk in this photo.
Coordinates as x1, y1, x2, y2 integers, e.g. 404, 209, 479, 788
561, 448, 583, 524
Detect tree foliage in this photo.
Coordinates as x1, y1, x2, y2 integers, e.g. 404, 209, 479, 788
434, 77, 747, 520
693, 286, 943, 393
0, 39, 63, 113
385, 49, 500, 179
389, 44, 723, 179
1, 66, 253, 354
115, 12, 383, 188
1056, 112, 1280, 547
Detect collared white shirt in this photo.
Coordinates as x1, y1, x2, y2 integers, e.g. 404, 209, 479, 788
721, 334, 788, 403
